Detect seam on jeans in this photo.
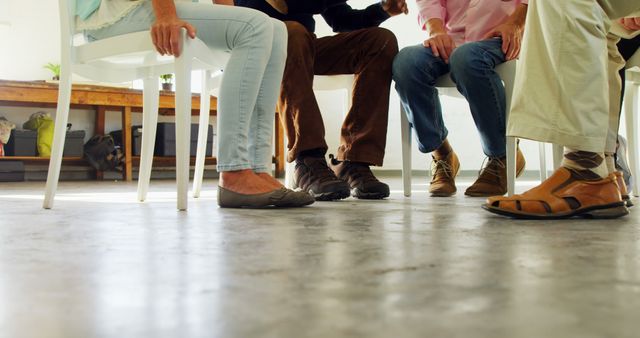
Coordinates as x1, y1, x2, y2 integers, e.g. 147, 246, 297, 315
216, 19, 267, 169
252, 58, 268, 169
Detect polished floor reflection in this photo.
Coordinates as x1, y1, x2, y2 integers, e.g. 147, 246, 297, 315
1, 177, 639, 338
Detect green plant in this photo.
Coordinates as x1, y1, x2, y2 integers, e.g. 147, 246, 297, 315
160, 73, 174, 84
44, 63, 61, 80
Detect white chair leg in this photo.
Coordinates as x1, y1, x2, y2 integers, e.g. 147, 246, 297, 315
501, 61, 517, 196
193, 71, 211, 198
538, 142, 547, 181
625, 82, 639, 197
552, 144, 564, 170
400, 104, 412, 197
137, 76, 160, 202
43, 67, 72, 209
174, 54, 193, 211
285, 159, 295, 189
506, 136, 517, 196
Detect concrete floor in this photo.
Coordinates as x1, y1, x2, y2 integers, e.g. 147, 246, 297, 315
1, 177, 639, 338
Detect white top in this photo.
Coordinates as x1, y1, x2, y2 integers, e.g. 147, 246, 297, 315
77, 0, 194, 31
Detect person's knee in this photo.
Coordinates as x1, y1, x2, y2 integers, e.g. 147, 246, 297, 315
285, 21, 313, 51
235, 10, 272, 47
369, 27, 399, 61
449, 43, 488, 78
270, 19, 288, 59
393, 46, 438, 87
392, 47, 418, 86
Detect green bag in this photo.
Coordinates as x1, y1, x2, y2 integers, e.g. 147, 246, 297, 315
23, 112, 54, 157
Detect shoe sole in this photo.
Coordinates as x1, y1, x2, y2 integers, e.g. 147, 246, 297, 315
309, 189, 350, 201
273, 200, 316, 208
482, 202, 629, 220
352, 188, 390, 200
430, 191, 456, 197
294, 180, 350, 202
464, 191, 501, 197
218, 187, 315, 209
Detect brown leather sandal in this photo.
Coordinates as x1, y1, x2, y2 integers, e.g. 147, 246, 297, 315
482, 168, 629, 219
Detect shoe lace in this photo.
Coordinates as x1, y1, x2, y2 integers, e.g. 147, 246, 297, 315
431, 158, 455, 182
346, 163, 378, 184
476, 157, 505, 183
305, 157, 339, 183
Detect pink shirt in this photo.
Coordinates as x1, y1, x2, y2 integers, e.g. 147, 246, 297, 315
417, 0, 528, 46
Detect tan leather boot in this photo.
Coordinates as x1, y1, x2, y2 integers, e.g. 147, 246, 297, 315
465, 148, 526, 197
429, 151, 460, 197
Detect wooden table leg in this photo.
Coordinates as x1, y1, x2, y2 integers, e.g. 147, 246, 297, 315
95, 106, 106, 181
121, 106, 133, 181
274, 111, 285, 178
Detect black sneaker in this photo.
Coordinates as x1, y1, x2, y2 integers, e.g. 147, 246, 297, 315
294, 156, 351, 201
330, 155, 390, 199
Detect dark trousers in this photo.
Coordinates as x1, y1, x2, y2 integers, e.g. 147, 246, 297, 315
618, 34, 640, 114
278, 21, 398, 165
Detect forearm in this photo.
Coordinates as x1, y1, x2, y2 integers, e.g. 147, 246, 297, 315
152, 0, 179, 20
426, 18, 446, 35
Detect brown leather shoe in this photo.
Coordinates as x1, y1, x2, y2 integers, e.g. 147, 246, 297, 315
483, 167, 628, 219
614, 171, 634, 207
429, 151, 460, 197
330, 156, 390, 199
465, 148, 526, 197
294, 156, 350, 201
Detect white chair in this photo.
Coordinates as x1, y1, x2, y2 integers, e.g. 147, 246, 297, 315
45, 0, 228, 210
283, 74, 354, 188
192, 70, 224, 198
400, 60, 550, 197
624, 49, 640, 197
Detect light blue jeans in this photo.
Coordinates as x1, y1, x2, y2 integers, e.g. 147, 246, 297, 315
86, 2, 287, 173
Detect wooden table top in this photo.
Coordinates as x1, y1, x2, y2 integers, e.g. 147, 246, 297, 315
0, 80, 217, 114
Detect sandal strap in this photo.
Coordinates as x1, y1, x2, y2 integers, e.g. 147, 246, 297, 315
487, 168, 621, 215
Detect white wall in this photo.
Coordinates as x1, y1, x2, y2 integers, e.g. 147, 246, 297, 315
0, 0, 564, 173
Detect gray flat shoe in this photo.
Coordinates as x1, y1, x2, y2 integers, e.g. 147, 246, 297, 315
217, 186, 315, 208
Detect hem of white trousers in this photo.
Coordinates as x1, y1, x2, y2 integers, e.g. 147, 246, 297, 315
507, 123, 607, 153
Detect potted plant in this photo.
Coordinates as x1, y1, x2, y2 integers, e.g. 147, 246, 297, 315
160, 74, 174, 91
44, 63, 61, 81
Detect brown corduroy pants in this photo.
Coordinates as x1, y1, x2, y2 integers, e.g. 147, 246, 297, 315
278, 21, 398, 166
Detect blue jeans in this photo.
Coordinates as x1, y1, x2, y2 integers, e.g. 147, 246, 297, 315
392, 38, 507, 157
86, 2, 286, 173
